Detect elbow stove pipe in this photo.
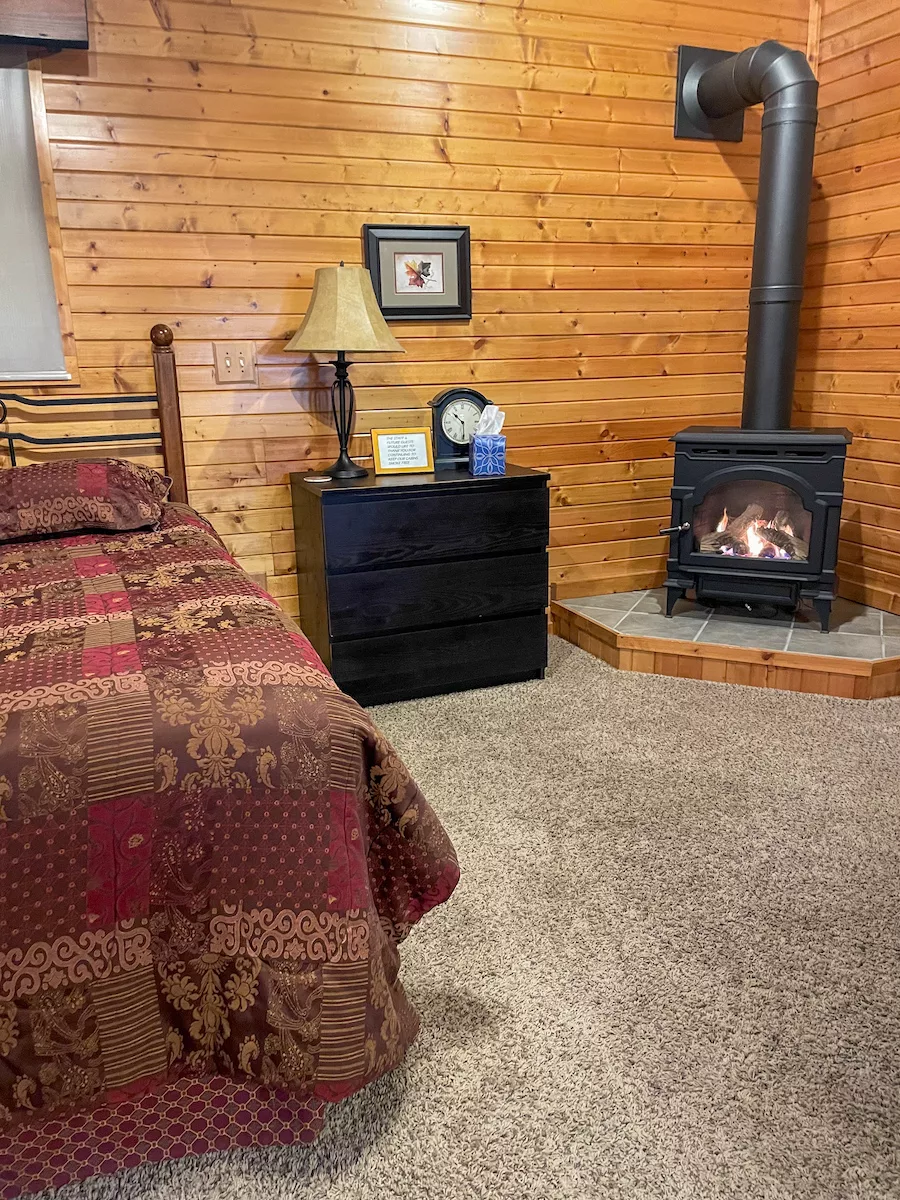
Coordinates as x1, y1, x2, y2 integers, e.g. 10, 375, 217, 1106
677, 42, 819, 431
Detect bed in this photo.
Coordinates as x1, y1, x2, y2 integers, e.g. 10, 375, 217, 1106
0, 327, 459, 1198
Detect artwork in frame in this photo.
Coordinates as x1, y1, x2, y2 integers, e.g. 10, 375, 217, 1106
394, 251, 444, 295
363, 225, 472, 321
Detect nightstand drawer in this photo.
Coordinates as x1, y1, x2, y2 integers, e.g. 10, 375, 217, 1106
328, 551, 547, 638
330, 613, 548, 706
323, 486, 548, 571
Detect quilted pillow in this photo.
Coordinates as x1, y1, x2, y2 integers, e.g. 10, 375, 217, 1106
0, 458, 172, 543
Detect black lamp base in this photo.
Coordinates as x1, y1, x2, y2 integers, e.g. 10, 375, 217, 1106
325, 448, 367, 480
325, 352, 368, 480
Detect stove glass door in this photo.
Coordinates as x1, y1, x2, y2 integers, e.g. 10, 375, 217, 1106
692, 479, 812, 562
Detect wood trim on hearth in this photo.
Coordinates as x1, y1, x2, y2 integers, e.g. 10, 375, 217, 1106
551, 602, 900, 700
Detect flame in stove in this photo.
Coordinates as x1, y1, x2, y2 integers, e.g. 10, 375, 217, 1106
708, 510, 796, 560
746, 521, 767, 557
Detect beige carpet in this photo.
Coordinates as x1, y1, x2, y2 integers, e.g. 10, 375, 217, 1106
49, 637, 900, 1200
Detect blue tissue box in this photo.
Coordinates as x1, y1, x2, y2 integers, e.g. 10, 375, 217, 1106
469, 433, 506, 476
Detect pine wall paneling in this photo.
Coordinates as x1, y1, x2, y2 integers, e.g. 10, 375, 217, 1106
19, 0, 814, 612
797, 0, 900, 616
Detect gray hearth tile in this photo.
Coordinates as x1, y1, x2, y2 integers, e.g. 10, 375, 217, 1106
786, 629, 886, 660
697, 618, 791, 651
616, 611, 709, 641
561, 590, 646, 612
634, 588, 709, 618
882, 637, 900, 659
563, 602, 633, 629
883, 611, 900, 636
796, 598, 883, 636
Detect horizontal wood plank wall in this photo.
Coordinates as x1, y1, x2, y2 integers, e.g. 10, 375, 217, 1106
26, 0, 810, 612
799, 0, 900, 615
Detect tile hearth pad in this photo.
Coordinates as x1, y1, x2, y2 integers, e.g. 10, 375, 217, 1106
560, 590, 898, 662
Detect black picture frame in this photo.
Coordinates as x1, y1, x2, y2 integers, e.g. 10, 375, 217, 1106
363, 225, 472, 321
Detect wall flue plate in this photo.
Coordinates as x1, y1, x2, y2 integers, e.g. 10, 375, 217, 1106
674, 45, 746, 142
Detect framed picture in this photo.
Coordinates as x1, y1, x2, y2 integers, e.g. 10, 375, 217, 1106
363, 225, 471, 321
371, 426, 435, 475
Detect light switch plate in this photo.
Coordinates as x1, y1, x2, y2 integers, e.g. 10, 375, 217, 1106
213, 341, 257, 384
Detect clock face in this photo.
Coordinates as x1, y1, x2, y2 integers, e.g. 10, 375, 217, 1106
440, 398, 483, 445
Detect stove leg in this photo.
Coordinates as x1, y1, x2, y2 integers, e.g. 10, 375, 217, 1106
665, 586, 684, 617
813, 597, 832, 632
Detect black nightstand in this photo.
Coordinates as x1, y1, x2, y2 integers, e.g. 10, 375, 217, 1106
289, 465, 550, 706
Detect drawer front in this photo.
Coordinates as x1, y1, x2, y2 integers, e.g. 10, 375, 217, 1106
328, 551, 547, 638
323, 486, 548, 572
330, 613, 548, 705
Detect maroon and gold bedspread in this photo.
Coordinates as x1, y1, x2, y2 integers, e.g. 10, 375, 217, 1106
0, 503, 458, 1191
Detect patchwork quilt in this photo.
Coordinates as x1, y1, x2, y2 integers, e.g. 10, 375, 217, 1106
0, 503, 458, 1195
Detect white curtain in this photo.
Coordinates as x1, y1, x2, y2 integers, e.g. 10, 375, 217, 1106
0, 52, 67, 381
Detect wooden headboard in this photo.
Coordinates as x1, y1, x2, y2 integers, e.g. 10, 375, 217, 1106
0, 324, 188, 504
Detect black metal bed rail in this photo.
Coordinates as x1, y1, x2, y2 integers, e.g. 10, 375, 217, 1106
0, 392, 162, 468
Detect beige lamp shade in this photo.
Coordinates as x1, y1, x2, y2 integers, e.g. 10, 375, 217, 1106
285, 264, 404, 354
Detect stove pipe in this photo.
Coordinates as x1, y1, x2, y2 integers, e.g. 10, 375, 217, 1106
684, 42, 818, 430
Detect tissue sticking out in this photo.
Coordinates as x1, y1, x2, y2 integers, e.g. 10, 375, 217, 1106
473, 407, 506, 436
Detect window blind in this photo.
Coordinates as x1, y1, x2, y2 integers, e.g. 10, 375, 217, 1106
0, 54, 68, 381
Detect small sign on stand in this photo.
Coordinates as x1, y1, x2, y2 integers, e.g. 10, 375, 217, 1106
371, 427, 435, 475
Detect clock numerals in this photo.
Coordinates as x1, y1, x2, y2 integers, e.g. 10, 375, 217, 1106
441, 400, 482, 445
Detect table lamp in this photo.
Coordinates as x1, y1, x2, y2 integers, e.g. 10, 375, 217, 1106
285, 262, 404, 479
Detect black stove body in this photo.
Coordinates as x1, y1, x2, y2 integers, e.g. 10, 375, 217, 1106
664, 427, 850, 630
665, 42, 852, 631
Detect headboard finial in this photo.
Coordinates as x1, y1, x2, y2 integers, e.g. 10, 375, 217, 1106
150, 323, 174, 349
